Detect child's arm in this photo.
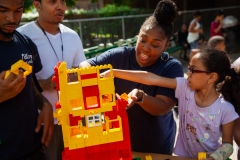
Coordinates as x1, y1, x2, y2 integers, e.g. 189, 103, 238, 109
113, 69, 177, 89
234, 118, 240, 159
209, 121, 234, 160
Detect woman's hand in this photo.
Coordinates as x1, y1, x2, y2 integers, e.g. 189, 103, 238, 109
126, 89, 143, 109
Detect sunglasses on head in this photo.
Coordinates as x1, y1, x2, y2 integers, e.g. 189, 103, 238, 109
188, 66, 210, 74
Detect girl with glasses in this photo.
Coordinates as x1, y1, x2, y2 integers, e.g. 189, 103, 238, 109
102, 47, 240, 160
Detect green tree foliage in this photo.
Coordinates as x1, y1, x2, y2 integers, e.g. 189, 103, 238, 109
23, 0, 78, 12
90, 0, 157, 9
90, 0, 133, 6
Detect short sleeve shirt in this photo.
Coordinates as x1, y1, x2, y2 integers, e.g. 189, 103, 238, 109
174, 78, 239, 158
210, 21, 223, 37
87, 47, 184, 154
0, 31, 42, 160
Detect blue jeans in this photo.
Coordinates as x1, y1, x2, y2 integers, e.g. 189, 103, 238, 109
189, 39, 198, 50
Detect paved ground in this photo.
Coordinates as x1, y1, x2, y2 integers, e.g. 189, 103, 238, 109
170, 50, 240, 159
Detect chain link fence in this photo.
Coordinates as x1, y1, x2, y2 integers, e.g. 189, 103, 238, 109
21, 6, 240, 52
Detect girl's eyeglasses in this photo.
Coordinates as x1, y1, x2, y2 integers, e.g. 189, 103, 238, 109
188, 66, 210, 74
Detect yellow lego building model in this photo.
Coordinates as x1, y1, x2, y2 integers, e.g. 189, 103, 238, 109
4, 60, 32, 79
53, 62, 132, 160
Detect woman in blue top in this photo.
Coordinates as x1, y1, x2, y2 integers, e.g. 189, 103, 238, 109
79, 0, 183, 154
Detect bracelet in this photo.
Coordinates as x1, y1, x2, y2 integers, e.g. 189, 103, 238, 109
136, 90, 145, 104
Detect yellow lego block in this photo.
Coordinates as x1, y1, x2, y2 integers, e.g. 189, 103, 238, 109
76, 143, 85, 148
120, 93, 129, 101
4, 60, 32, 79
92, 139, 101, 145
81, 78, 98, 86
198, 152, 206, 160
145, 155, 152, 160
99, 137, 109, 144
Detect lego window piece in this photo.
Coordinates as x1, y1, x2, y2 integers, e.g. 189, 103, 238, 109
70, 99, 83, 110
99, 68, 111, 79
102, 94, 113, 103
86, 96, 98, 108
109, 119, 120, 132
70, 127, 81, 138
87, 114, 101, 127
67, 72, 79, 83
101, 113, 105, 124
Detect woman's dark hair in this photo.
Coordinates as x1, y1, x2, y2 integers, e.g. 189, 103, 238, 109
140, 0, 179, 40
199, 47, 240, 114
215, 10, 225, 17
193, 10, 202, 17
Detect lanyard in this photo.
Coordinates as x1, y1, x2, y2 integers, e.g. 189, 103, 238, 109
36, 20, 63, 61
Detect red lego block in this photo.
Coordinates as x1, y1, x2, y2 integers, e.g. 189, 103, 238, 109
94, 152, 103, 160
81, 73, 97, 80
101, 150, 110, 160
55, 101, 61, 109
119, 148, 131, 159
52, 65, 60, 91
69, 114, 81, 126
62, 148, 87, 160
100, 143, 109, 151
92, 145, 101, 153
85, 146, 94, 154
82, 85, 100, 110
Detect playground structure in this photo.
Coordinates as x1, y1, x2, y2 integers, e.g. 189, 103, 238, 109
53, 62, 132, 160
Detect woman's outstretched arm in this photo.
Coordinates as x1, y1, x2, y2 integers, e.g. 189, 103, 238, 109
113, 69, 177, 89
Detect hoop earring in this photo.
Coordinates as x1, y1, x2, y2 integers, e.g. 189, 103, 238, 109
161, 52, 169, 61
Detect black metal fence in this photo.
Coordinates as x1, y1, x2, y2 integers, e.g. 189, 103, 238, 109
21, 6, 240, 52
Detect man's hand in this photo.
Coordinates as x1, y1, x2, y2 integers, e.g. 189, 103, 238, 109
33, 78, 54, 146
220, 20, 223, 26
0, 70, 26, 103
35, 101, 53, 146
38, 75, 55, 91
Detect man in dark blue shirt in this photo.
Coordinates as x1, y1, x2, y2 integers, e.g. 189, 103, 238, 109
0, 0, 53, 159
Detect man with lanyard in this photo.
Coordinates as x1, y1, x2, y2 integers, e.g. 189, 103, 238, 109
0, 0, 53, 159
17, 0, 86, 160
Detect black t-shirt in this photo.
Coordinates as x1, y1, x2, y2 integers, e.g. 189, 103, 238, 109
87, 47, 184, 154
0, 31, 42, 160
178, 30, 188, 44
